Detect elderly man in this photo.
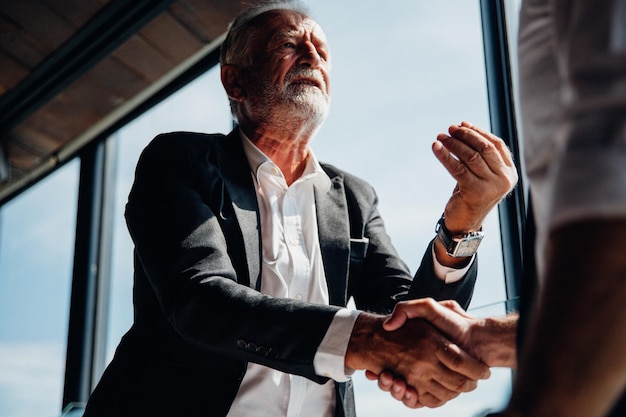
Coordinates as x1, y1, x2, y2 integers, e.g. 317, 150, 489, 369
83, 1, 517, 416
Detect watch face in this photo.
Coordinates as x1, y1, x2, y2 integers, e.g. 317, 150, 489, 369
452, 235, 483, 257
436, 216, 484, 257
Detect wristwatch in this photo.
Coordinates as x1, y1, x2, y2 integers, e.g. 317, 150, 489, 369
435, 215, 484, 257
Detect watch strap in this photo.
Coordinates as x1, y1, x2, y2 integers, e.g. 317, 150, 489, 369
435, 215, 484, 257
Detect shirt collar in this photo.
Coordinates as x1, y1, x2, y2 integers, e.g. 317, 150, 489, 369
239, 128, 331, 192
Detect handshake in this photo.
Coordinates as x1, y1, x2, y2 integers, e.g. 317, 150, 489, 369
345, 298, 518, 409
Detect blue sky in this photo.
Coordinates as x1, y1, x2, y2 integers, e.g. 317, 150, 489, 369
0, 1, 519, 416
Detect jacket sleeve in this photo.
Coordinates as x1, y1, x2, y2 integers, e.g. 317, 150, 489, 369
407, 240, 478, 310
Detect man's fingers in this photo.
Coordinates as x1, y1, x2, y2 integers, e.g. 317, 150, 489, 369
437, 342, 491, 382
383, 298, 442, 331
378, 370, 394, 391
383, 304, 424, 332
364, 369, 378, 381
415, 380, 460, 408
451, 122, 514, 169
434, 123, 517, 197
389, 378, 408, 401
384, 298, 472, 339
439, 299, 474, 318
402, 385, 422, 408
432, 137, 468, 182
460, 120, 515, 167
366, 370, 424, 409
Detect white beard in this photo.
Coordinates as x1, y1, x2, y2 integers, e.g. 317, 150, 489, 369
244, 68, 330, 131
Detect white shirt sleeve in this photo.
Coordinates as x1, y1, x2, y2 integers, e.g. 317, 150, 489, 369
313, 308, 360, 382
431, 243, 474, 284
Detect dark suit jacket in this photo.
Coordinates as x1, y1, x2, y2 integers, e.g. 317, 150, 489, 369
84, 130, 478, 417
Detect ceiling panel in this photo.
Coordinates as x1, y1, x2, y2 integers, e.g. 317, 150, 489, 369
0, 0, 252, 204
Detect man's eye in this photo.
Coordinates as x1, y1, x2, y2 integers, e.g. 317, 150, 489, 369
283, 42, 296, 49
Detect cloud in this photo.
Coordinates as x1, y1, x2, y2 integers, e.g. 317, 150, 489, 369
0, 342, 65, 417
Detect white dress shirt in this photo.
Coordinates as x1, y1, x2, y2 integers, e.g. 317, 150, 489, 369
227, 133, 357, 417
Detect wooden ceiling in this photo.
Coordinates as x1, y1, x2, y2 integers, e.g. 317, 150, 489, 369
0, 0, 252, 204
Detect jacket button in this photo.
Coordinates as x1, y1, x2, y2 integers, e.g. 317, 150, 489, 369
246, 342, 257, 352
237, 339, 247, 349
268, 348, 279, 359
256, 345, 268, 356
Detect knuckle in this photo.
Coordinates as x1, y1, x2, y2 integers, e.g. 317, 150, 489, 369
443, 343, 465, 368
423, 297, 437, 308
451, 161, 468, 177
449, 374, 469, 391
467, 150, 482, 165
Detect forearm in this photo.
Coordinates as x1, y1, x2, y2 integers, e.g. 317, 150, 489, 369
344, 312, 386, 372
473, 314, 518, 369
507, 220, 626, 417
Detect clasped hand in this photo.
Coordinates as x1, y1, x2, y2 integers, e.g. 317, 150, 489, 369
364, 298, 518, 409
345, 304, 491, 409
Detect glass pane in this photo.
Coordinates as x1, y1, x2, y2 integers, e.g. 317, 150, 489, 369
0, 159, 79, 417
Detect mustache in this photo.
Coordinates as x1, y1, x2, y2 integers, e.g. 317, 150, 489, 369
285, 68, 326, 89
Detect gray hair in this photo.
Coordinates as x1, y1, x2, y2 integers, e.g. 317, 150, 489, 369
220, 0, 312, 68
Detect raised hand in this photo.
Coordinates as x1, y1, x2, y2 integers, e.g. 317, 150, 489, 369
433, 121, 518, 236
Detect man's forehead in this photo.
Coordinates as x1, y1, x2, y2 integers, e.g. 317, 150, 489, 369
259, 9, 327, 41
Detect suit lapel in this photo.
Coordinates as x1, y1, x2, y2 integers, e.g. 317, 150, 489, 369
219, 130, 262, 290
315, 173, 351, 307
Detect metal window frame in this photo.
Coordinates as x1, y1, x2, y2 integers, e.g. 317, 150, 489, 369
63, 140, 109, 409
479, 0, 529, 310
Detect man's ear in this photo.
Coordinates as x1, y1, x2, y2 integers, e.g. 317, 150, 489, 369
221, 64, 245, 102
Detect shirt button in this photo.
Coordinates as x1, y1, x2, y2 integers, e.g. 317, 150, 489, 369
294, 294, 303, 300
271, 167, 279, 175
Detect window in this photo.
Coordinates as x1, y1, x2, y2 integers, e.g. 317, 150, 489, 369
0, 160, 79, 417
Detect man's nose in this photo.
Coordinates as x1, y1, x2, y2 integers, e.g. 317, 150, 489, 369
297, 41, 321, 68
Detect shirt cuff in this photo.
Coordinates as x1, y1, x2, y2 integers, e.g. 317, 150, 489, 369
432, 242, 474, 284
313, 308, 360, 382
